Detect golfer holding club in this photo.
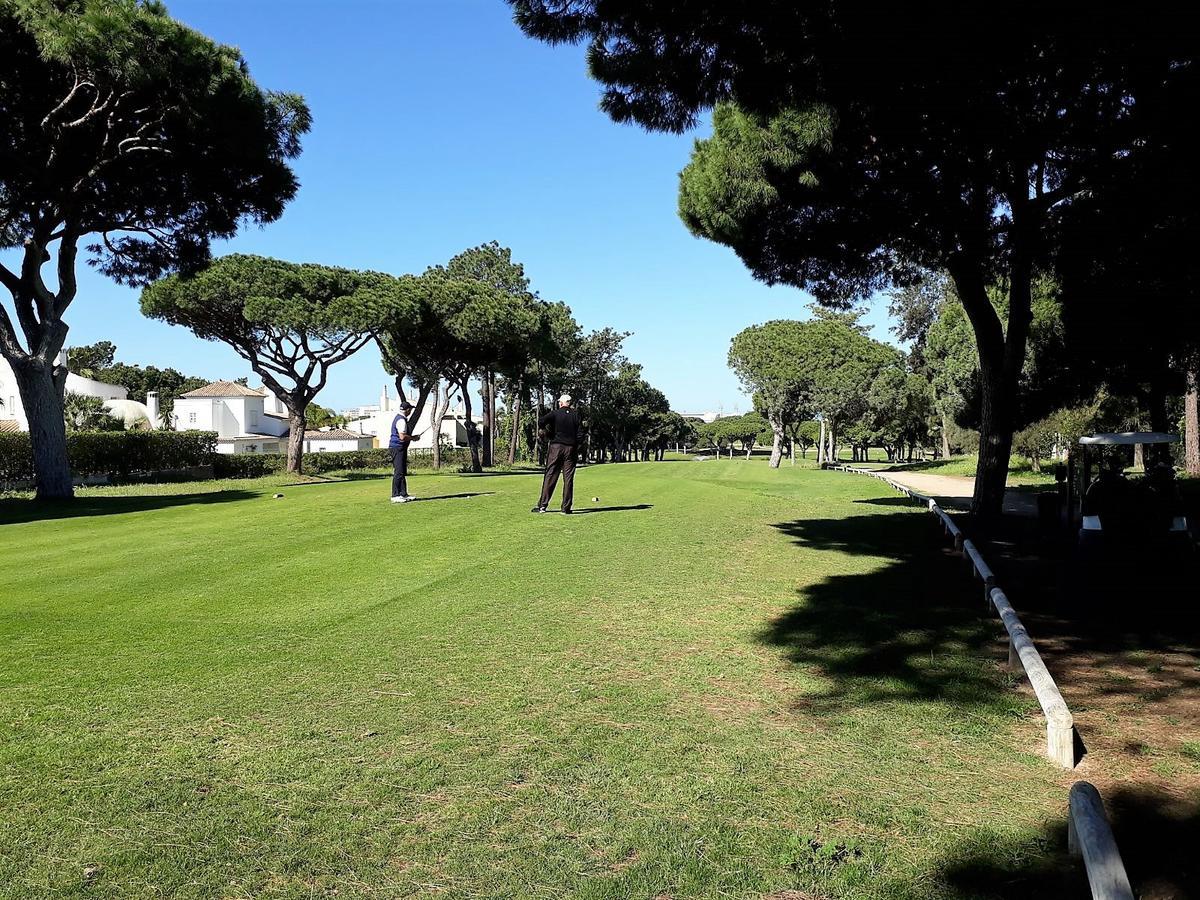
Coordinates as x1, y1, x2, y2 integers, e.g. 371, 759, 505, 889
389, 400, 416, 503
532, 393, 582, 514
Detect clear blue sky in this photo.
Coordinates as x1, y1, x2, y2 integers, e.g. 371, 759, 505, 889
26, 0, 893, 413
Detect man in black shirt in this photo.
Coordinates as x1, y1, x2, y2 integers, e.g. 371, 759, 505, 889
532, 393, 583, 514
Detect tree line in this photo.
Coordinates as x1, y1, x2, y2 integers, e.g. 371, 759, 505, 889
511, 2, 1199, 519
0, 1, 675, 497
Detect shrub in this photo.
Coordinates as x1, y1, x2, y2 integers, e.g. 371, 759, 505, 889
211, 453, 285, 479
210, 447, 474, 479
0, 430, 217, 481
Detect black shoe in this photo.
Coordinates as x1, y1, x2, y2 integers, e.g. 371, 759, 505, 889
561, 508, 572, 515
531, 506, 546, 513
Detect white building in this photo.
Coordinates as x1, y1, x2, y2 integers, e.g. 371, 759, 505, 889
677, 411, 723, 424
344, 385, 479, 450
170, 380, 287, 454
301, 428, 373, 453
169, 380, 375, 454
1, 355, 130, 432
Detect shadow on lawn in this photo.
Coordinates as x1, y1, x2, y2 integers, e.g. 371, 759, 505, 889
850, 496, 919, 507
406, 492, 493, 502
0, 490, 257, 525
457, 468, 544, 478
571, 503, 653, 514
760, 506, 1200, 896
911, 784, 1200, 899
759, 510, 1001, 709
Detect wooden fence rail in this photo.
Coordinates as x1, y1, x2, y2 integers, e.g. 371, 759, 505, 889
1068, 782, 1135, 899
828, 464, 1138, 895
831, 464, 1076, 768
989, 587, 1076, 768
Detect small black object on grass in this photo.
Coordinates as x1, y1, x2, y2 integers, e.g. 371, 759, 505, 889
272, 493, 284, 499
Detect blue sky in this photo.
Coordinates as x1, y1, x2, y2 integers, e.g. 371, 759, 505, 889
11, 0, 893, 414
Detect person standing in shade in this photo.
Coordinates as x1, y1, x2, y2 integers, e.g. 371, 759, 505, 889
389, 400, 416, 503
532, 394, 582, 514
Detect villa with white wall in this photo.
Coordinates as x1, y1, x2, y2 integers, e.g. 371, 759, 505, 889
169, 380, 373, 454
343, 385, 480, 450
0, 355, 131, 432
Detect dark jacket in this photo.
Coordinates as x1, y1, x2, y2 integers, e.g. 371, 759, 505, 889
539, 406, 583, 446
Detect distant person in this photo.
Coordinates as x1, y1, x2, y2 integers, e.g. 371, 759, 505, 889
389, 400, 415, 503
1083, 452, 1130, 534
1144, 460, 1184, 532
532, 394, 582, 514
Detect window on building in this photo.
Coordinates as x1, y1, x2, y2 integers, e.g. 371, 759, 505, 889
249, 411, 259, 427
188, 412, 197, 424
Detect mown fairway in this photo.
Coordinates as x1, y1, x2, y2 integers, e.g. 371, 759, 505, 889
1, 462, 1072, 899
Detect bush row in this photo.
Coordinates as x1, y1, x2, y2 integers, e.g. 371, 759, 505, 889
211, 447, 474, 478
0, 430, 217, 481
0, 431, 476, 482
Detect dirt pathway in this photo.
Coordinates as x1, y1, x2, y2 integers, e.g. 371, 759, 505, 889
881, 470, 1041, 517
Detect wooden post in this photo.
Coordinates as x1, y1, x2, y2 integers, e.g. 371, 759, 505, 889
1068, 782, 1134, 900
991, 587, 1076, 768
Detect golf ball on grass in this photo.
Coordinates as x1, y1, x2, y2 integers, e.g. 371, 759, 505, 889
592, 497, 600, 502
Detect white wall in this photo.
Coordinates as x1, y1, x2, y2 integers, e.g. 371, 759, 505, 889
0, 358, 127, 431
174, 397, 214, 433
347, 404, 476, 450
304, 437, 373, 453
0, 358, 26, 430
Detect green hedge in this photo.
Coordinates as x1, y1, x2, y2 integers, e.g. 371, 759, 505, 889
211, 447, 473, 479
0, 430, 217, 481
0, 434, 474, 483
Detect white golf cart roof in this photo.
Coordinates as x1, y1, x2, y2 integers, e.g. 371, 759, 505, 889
1078, 432, 1180, 446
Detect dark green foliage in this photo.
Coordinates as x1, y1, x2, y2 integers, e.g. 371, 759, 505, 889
65, 341, 116, 378
210, 448, 472, 479
62, 393, 123, 432
142, 254, 376, 473
511, 0, 1197, 517
0, 0, 309, 498
0, 430, 216, 481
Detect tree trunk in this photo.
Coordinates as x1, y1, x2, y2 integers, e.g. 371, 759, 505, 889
949, 250, 1031, 522
481, 369, 494, 468
941, 413, 951, 459
431, 380, 451, 469
768, 415, 784, 468
507, 380, 523, 465
1133, 441, 1144, 471
460, 380, 482, 473
285, 404, 307, 474
10, 358, 74, 499
817, 419, 826, 465
1186, 365, 1200, 476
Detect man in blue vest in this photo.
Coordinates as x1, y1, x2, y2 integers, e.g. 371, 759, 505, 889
389, 400, 415, 503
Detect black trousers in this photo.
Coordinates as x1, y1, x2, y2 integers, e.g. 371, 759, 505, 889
389, 446, 408, 497
538, 442, 577, 511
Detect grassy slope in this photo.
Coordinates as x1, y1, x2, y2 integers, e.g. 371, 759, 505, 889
0, 462, 1069, 899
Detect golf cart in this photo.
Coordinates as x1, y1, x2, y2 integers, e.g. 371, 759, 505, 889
1073, 432, 1192, 557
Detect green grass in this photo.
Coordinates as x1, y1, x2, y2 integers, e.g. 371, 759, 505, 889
1, 459, 1070, 898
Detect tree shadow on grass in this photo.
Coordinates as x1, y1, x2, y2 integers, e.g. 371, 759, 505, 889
759, 511, 1003, 710
912, 784, 1200, 899
0, 491, 258, 526
760, 507, 1200, 896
